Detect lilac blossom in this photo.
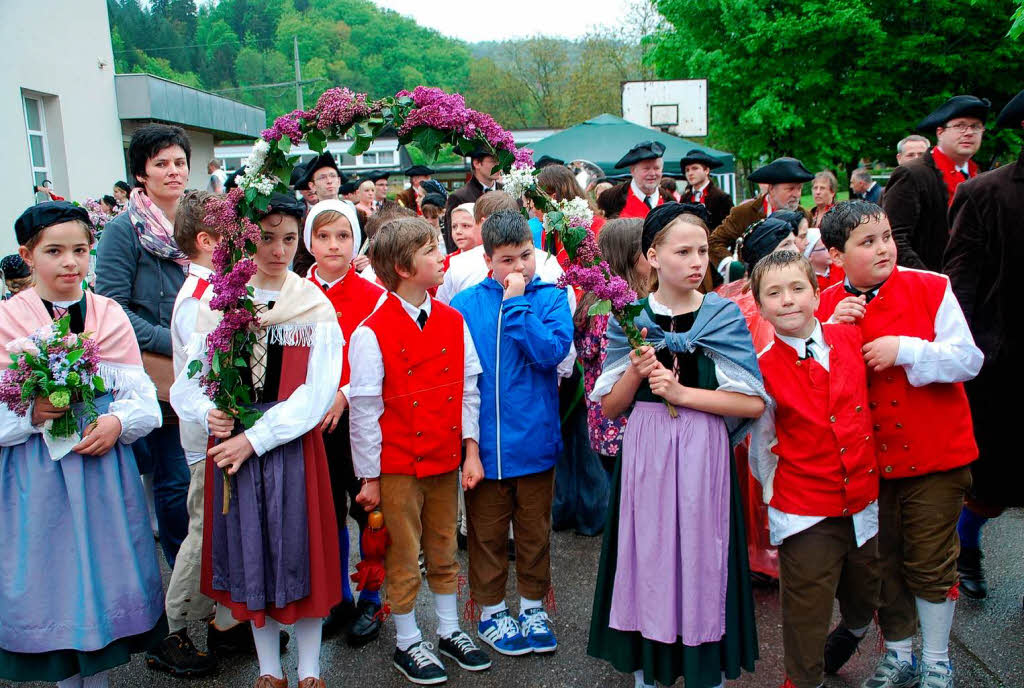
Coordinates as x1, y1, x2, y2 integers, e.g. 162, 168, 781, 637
312, 88, 373, 131
559, 262, 638, 311
262, 109, 307, 143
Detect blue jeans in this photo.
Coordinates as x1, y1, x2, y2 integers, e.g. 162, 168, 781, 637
133, 423, 189, 567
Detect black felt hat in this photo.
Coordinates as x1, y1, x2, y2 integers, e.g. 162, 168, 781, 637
367, 170, 392, 181
225, 165, 245, 191
740, 217, 795, 269
615, 141, 666, 169
535, 155, 565, 169
747, 157, 814, 184
1, 254, 30, 279
15, 201, 92, 246
339, 180, 361, 195
421, 193, 447, 210
996, 89, 1024, 130
403, 165, 435, 177
679, 149, 724, 170
298, 153, 343, 188
917, 95, 991, 132
263, 193, 307, 221
290, 161, 310, 190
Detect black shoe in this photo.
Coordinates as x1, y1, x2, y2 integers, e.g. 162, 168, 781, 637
207, 621, 290, 657
146, 629, 218, 677
957, 546, 988, 599
323, 599, 359, 638
393, 640, 448, 685
823, 624, 863, 674
346, 599, 382, 648
438, 630, 491, 671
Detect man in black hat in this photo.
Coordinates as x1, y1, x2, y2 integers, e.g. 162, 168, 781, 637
601, 141, 671, 220
396, 164, 435, 215
882, 94, 990, 271
942, 89, 1024, 601
535, 155, 565, 169
369, 170, 391, 210
708, 157, 813, 268
442, 147, 502, 252
678, 149, 734, 232
300, 152, 344, 203
291, 161, 318, 208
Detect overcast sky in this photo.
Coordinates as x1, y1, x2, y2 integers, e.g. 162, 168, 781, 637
370, 0, 633, 42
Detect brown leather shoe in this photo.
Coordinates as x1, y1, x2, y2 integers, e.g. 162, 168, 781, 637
255, 675, 288, 688
297, 678, 325, 688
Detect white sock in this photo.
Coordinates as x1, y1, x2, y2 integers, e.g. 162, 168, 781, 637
434, 592, 460, 638
81, 672, 110, 688
849, 623, 870, 638
251, 618, 284, 679
294, 617, 323, 680
57, 676, 83, 688
394, 610, 422, 651
885, 636, 913, 664
214, 604, 239, 630
916, 596, 955, 666
520, 596, 543, 614
633, 669, 655, 687
480, 601, 507, 622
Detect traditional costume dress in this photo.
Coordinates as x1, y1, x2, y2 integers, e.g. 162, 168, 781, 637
0, 289, 165, 682
587, 291, 768, 687
171, 271, 345, 628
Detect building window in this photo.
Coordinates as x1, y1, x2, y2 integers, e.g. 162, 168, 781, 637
23, 94, 51, 187
361, 151, 395, 166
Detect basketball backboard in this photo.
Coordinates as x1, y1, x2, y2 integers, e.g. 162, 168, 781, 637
621, 79, 708, 138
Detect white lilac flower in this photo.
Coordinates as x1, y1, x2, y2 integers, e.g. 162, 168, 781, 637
502, 164, 537, 201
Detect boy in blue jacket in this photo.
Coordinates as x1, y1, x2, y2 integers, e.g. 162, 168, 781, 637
451, 209, 574, 658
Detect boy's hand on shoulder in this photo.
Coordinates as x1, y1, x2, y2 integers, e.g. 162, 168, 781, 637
648, 366, 687, 406
503, 272, 527, 300
462, 442, 484, 490
832, 295, 866, 323
319, 390, 349, 433
863, 336, 900, 372
356, 478, 380, 511
208, 433, 254, 474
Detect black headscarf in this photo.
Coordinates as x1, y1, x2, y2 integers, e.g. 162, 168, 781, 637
641, 202, 710, 256
739, 217, 794, 269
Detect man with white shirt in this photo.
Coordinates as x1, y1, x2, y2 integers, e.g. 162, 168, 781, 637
850, 168, 882, 204
603, 141, 670, 220
882, 95, 990, 271
678, 148, 733, 231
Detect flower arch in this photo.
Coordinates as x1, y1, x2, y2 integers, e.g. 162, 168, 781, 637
195, 86, 646, 426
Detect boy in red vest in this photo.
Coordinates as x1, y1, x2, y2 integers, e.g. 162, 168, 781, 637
748, 250, 880, 688
348, 216, 492, 685
816, 201, 982, 688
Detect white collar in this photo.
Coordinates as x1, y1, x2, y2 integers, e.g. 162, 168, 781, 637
189, 263, 213, 280
843, 276, 880, 295
776, 320, 824, 359
630, 179, 657, 203
647, 291, 703, 316
956, 162, 970, 175
312, 265, 346, 290
692, 179, 711, 194
392, 291, 432, 324
867, 181, 877, 191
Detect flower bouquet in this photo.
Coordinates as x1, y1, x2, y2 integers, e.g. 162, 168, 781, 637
0, 315, 106, 460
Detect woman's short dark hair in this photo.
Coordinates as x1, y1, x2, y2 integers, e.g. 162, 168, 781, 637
114, 180, 131, 193
102, 194, 117, 207
128, 124, 191, 188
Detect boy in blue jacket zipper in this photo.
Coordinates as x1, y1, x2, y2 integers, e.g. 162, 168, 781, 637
450, 209, 574, 659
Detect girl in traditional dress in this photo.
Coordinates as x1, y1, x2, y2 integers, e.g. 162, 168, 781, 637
587, 203, 769, 688
170, 194, 345, 688
0, 202, 165, 687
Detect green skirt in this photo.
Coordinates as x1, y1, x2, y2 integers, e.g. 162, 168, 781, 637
587, 454, 758, 687
0, 615, 167, 682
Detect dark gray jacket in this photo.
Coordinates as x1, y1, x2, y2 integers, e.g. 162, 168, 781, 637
94, 211, 185, 356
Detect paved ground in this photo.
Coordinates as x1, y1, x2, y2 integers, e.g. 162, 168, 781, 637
7, 509, 1022, 687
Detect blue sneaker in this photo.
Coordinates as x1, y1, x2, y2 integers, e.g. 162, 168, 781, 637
518, 607, 557, 653
477, 610, 531, 656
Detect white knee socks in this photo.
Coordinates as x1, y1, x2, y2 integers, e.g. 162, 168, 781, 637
81, 672, 110, 688
916, 596, 955, 665
885, 636, 913, 664
434, 592, 460, 638
480, 601, 507, 622
394, 610, 423, 651
633, 669, 655, 687
294, 617, 323, 680
57, 676, 83, 688
251, 618, 284, 679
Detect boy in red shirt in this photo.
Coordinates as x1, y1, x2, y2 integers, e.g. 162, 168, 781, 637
748, 250, 879, 688
816, 201, 982, 688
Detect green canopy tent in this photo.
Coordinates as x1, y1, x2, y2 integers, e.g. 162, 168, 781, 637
529, 113, 734, 176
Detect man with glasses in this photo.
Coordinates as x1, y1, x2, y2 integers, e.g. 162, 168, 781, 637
298, 152, 345, 203
882, 95, 990, 270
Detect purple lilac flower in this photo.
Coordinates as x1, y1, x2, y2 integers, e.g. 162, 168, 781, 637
559, 262, 638, 312
0, 369, 29, 416
209, 259, 257, 311
575, 234, 600, 266
398, 90, 472, 137
514, 147, 535, 167
262, 109, 307, 143
205, 308, 257, 360
312, 88, 373, 131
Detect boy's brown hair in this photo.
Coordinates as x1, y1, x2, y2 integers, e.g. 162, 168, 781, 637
369, 216, 437, 292
364, 201, 415, 240
173, 190, 220, 258
749, 250, 819, 305
473, 191, 518, 224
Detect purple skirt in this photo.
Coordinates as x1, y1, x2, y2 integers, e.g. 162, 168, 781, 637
609, 401, 731, 645
210, 402, 310, 612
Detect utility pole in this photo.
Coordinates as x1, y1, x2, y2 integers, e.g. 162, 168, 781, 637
293, 35, 303, 110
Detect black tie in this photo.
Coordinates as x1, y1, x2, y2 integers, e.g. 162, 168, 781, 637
321, 283, 330, 292
960, 169, 969, 180
802, 339, 816, 361
844, 283, 879, 304
417, 309, 428, 329
645, 195, 655, 209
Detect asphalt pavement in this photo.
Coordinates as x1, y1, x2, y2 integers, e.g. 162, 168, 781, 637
6, 509, 1022, 688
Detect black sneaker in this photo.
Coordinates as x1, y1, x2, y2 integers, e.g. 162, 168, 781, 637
393, 641, 448, 685
957, 546, 988, 599
438, 630, 491, 671
346, 599, 382, 648
823, 624, 863, 674
207, 620, 290, 657
323, 599, 358, 638
146, 629, 218, 677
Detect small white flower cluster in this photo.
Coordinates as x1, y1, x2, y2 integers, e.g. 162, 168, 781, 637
236, 138, 278, 196
236, 172, 276, 196
242, 138, 271, 173
502, 164, 537, 201
543, 196, 594, 235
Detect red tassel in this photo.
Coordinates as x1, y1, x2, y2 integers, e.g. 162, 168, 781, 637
873, 610, 885, 655
462, 597, 481, 623
780, 679, 798, 688
374, 602, 392, 623
946, 581, 960, 601
456, 573, 467, 600
543, 586, 557, 615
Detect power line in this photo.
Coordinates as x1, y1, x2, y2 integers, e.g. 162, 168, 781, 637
112, 37, 277, 55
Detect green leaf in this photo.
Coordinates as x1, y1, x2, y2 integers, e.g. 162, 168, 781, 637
244, 187, 257, 204
253, 194, 270, 212
588, 300, 613, 316
415, 127, 447, 160
277, 137, 291, 154
66, 348, 84, 365
495, 149, 514, 174
347, 135, 373, 157
306, 128, 327, 154
187, 359, 202, 379
561, 225, 588, 262
234, 357, 247, 367
92, 375, 106, 393
211, 353, 221, 374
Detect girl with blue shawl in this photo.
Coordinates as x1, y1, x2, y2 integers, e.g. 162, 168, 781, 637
587, 204, 770, 688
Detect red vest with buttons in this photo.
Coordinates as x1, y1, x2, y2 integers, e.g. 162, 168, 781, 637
759, 324, 878, 516
818, 267, 977, 479
363, 294, 465, 478
620, 186, 663, 219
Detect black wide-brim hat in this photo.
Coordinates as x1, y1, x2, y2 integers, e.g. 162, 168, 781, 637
290, 161, 309, 190
535, 155, 565, 169
367, 170, 392, 181
917, 95, 991, 132
298, 152, 343, 188
679, 148, 724, 170
339, 180, 361, 195
996, 89, 1024, 129
748, 157, 814, 184
615, 140, 666, 169
403, 165, 435, 177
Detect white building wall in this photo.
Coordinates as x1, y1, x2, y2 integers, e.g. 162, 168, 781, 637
0, 0, 126, 257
